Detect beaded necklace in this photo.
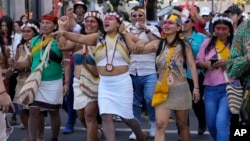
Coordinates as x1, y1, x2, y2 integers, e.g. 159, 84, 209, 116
105, 34, 118, 72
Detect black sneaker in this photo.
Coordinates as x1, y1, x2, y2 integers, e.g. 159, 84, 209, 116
198, 126, 206, 135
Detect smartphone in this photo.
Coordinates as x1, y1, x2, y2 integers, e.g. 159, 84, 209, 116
8, 102, 23, 114
210, 58, 219, 65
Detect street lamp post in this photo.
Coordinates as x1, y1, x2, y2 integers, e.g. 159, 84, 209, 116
212, 0, 214, 13
169, 0, 173, 6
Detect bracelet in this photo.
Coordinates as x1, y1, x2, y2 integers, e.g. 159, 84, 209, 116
194, 88, 199, 91
0, 91, 6, 95
63, 58, 70, 62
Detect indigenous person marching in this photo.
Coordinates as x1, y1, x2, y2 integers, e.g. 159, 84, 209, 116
0, 15, 13, 96
182, 11, 207, 135
27, 13, 70, 141
135, 7, 200, 141
224, 4, 244, 131
58, 11, 104, 141
196, 13, 238, 141
13, 19, 45, 141
125, 5, 160, 139
0, 15, 15, 139
8, 20, 24, 127
55, 11, 148, 141
0, 67, 14, 141
226, 12, 250, 127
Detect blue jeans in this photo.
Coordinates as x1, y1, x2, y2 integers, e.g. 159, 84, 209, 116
204, 84, 231, 141
130, 73, 157, 123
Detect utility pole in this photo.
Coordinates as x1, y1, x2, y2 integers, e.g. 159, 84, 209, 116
169, 0, 173, 6
211, 0, 214, 13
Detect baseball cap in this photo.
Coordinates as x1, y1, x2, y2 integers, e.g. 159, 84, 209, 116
224, 5, 241, 15
200, 7, 211, 16
73, 1, 88, 13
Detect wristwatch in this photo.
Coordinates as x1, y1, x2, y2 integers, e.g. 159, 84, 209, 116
145, 29, 151, 34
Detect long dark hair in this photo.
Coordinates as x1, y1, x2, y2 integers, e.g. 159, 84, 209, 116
18, 19, 40, 46
83, 11, 104, 35
164, 14, 186, 59
205, 13, 234, 54
0, 15, 13, 58
0, 15, 14, 46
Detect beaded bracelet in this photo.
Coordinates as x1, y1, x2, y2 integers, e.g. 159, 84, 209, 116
194, 88, 200, 91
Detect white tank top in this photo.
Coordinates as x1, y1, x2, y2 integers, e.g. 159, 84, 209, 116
97, 49, 128, 66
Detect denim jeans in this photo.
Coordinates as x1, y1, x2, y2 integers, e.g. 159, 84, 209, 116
130, 73, 157, 123
204, 83, 231, 141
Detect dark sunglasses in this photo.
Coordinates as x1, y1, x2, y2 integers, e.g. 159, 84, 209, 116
132, 14, 144, 18
184, 20, 190, 24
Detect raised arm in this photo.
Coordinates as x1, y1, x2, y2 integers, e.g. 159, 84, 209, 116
66, 7, 77, 30
56, 16, 99, 46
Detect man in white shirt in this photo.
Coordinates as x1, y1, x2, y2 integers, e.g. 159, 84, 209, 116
126, 6, 160, 140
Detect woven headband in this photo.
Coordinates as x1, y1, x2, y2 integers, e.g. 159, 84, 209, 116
84, 11, 102, 21
21, 23, 39, 33
212, 16, 233, 24
104, 12, 123, 23
131, 8, 145, 14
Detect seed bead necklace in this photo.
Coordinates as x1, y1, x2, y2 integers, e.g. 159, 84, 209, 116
105, 34, 118, 72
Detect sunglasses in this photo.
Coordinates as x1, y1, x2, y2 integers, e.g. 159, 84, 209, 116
132, 14, 144, 18
214, 26, 229, 32
184, 20, 190, 24
22, 30, 32, 33
163, 20, 176, 25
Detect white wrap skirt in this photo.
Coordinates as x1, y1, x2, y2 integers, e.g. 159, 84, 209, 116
98, 72, 134, 119
31, 79, 63, 110
73, 77, 97, 110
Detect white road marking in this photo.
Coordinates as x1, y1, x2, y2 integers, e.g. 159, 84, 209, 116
41, 126, 210, 135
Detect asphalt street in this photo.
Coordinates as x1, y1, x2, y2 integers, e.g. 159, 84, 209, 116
6, 109, 213, 141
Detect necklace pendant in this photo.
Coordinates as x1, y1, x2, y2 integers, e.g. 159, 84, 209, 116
105, 64, 113, 72
167, 74, 174, 86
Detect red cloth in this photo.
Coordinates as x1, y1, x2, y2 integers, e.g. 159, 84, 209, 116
194, 21, 205, 34
41, 14, 58, 22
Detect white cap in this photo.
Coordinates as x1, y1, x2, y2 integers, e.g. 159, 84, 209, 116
200, 7, 211, 16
